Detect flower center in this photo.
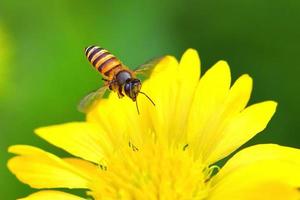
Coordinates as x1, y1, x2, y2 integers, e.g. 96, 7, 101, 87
89, 142, 213, 200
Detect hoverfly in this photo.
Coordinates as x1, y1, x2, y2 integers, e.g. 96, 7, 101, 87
78, 45, 159, 113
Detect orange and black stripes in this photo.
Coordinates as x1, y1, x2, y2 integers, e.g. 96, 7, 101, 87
85, 45, 122, 77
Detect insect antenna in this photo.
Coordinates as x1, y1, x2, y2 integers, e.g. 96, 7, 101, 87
139, 91, 156, 106
135, 100, 140, 115
135, 91, 155, 115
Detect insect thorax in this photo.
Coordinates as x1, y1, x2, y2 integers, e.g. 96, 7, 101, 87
116, 70, 132, 85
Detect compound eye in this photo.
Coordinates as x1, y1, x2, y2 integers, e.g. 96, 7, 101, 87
130, 84, 136, 97
124, 83, 129, 91
124, 83, 131, 97
133, 85, 139, 93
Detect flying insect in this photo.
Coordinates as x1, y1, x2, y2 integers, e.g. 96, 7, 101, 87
78, 45, 158, 113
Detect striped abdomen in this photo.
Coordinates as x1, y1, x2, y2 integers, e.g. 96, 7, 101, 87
85, 45, 123, 77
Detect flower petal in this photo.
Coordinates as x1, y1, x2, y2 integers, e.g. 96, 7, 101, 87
178, 48, 201, 84
137, 55, 181, 144
209, 144, 300, 200
206, 101, 277, 164
19, 190, 85, 200
170, 49, 201, 144
223, 74, 253, 115
8, 145, 92, 189
202, 74, 252, 164
209, 182, 300, 200
63, 157, 100, 178
87, 94, 143, 147
150, 55, 179, 77
35, 122, 108, 164
187, 60, 231, 159
147, 55, 180, 133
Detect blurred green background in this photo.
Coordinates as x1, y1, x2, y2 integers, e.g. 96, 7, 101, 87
0, 0, 299, 199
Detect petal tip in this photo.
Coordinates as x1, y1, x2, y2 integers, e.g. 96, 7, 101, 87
239, 74, 253, 87
184, 48, 198, 55
268, 100, 278, 112
34, 127, 44, 136
179, 48, 201, 77
181, 48, 200, 62
206, 60, 231, 81
241, 74, 252, 79
6, 158, 14, 172
156, 55, 179, 69
212, 60, 231, 73
216, 60, 230, 68
8, 145, 22, 154
264, 100, 278, 111
7, 145, 14, 153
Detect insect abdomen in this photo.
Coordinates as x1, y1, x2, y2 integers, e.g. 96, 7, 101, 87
85, 45, 122, 77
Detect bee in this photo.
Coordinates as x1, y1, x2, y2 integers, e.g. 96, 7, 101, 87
78, 45, 158, 113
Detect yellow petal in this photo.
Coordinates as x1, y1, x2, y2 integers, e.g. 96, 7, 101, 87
136, 55, 180, 144
213, 144, 300, 182
86, 95, 144, 150
223, 74, 252, 115
35, 122, 108, 164
150, 55, 179, 77
178, 48, 201, 83
198, 74, 252, 163
187, 60, 231, 159
206, 101, 277, 164
170, 49, 201, 144
19, 190, 85, 200
63, 157, 100, 178
209, 144, 300, 200
8, 145, 92, 189
209, 182, 300, 200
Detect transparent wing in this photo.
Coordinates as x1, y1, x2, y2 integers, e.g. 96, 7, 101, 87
77, 86, 107, 113
134, 56, 165, 77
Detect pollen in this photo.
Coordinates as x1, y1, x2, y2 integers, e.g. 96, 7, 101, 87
89, 142, 210, 199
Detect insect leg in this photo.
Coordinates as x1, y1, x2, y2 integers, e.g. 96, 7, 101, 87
102, 77, 110, 81
117, 86, 125, 98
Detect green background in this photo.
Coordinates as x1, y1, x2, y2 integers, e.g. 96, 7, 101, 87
0, 0, 299, 199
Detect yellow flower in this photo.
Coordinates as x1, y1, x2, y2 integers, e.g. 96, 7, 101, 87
8, 49, 300, 200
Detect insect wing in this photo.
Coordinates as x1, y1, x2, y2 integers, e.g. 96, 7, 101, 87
134, 56, 165, 77
78, 86, 107, 113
